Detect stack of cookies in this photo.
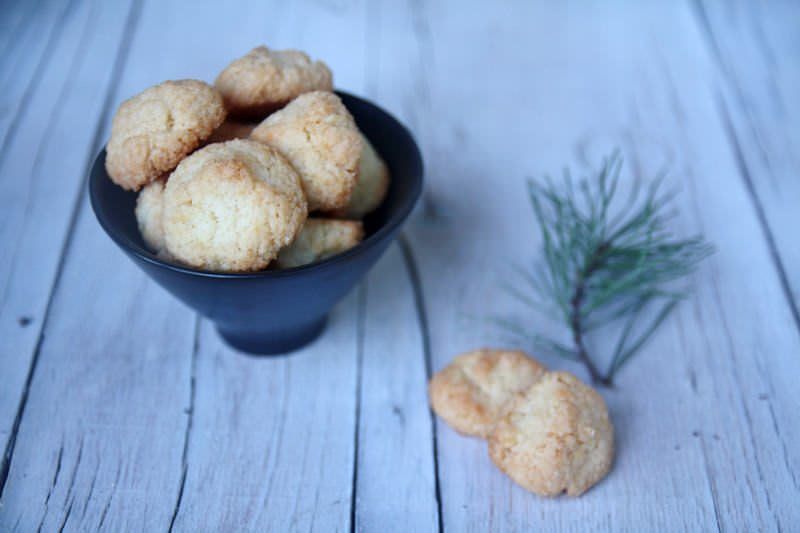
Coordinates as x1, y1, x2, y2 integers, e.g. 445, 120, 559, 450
429, 349, 614, 497
105, 46, 390, 273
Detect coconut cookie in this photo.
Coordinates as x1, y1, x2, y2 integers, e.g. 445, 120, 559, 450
206, 120, 258, 144
275, 218, 363, 269
135, 176, 168, 256
328, 133, 390, 219
429, 349, 547, 438
488, 371, 614, 497
215, 46, 332, 119
163, 139, 307, 272
106, 80, 226, 191
251, 91, 361, 211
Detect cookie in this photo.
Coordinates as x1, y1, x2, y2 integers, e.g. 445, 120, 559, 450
251, 91, 361, 211
106, 80, 226, 191
215, 46, 333, 119
206, 120, 258, 144
428, 349, 547, 438
327, 132, 390, 219
163, 139, 307, 272
488, 371, 614, 497
135, 176, 168, 255
275, 218, 364, 269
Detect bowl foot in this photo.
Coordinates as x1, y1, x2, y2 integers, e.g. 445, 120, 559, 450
216, 317, 327, 356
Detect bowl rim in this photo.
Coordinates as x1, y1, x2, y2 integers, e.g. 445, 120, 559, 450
89, 90, 423, 279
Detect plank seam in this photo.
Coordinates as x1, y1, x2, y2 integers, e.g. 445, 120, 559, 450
0, 0, 143, 500
708, 277, 783, 529
399, 235, 443, 533
349, 284, 366, 533
0, 0, 74, 171
714, 96, 800, 333
168, 314, 200, 533
0, 0, 40, 63
690, 0, 800, 334
697, 435, 722, 533
0, 0, 99, 309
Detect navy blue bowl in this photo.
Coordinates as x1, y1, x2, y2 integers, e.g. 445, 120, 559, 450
89, 91, 423, 355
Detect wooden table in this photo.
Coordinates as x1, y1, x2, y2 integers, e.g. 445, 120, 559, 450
1, 0, 798, 530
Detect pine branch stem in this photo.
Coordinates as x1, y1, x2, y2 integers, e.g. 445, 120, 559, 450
569, 243, 614, 387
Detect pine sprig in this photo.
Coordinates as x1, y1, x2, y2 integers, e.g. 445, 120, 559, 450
503, 150, 713, 387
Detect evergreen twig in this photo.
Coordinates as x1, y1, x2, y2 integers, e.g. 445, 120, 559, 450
502, 150, 713, 386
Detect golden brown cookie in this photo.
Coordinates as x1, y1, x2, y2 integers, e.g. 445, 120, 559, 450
215, 46, 332, 119
163, 139, 307, 272
428, 349, 547, 438
251, 91, 361, 212
206, 120, 258, 144
488, 371, 614, 497
327, 132, 390, 219
135, 176, 167, 254
275, 218, 363, 269
106, 80, 226, 191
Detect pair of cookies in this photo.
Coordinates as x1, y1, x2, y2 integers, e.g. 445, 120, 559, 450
106, 46, 389, 272
429, 349, 614, 497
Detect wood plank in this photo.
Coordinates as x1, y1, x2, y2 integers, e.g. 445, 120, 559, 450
2, 0, 371, 530
168, 2, 370, 530
353, 244, 440, 531
170, 299, 359, 532
373, 1, 800, 530
0, 0, 137, 488
693, 0, 800, 323
0, 0, 205, 530
0, 0, 65, 156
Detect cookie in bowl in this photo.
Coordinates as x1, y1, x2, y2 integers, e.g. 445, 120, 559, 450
134, 176, 169, 258
327, 132, 390, 220
206, 119, 258, 144
251, 91, 361, 212
215, 46, 332, 119
275, 218, 364, 269
105, 80, 226, 191
162, 139, 307, 272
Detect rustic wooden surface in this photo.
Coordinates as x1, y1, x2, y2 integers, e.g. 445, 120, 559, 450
0, 0, 798, 531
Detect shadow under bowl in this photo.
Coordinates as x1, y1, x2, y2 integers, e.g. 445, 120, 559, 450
89, 91, 423, 355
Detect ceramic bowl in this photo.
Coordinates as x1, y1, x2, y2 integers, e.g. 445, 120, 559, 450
89, 91, 423, 355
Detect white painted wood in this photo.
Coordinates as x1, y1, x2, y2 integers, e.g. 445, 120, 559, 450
0, 0, 64, 151
0, 0, 136, 482
168, 2, 370, 530
372, 0, 800, 530
695, 0, 800, 310
170, 299, 359, 532
0, 0, 200, 530
4, 0, 371, 530
0, 0, 799, 531
354, 244, 439, 531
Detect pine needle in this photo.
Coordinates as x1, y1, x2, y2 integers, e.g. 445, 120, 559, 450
498, 151, 713, 386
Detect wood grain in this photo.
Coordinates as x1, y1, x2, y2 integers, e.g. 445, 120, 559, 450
373, 0, 800, 530
0, 0, 138, 493
0, 0, 798, 531
353, 244, 440, 531
694, 0, 800, 324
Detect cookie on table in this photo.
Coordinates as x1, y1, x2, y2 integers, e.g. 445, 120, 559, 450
275, 218, 364, 269
428, 349, 547, 438
251, 91, 361, 211
327, 132, 390, 219
488, 371, 614, 497
206, 120, 258, 144
215, 46, 332, 119
163, 139, 307, 272
135, 176, 169, 256
106, 80, 226, 191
